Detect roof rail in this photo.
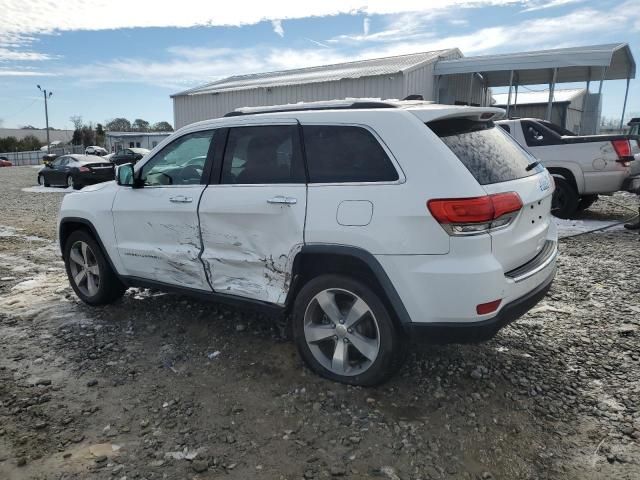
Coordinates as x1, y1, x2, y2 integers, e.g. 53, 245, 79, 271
224, 99, 399, 117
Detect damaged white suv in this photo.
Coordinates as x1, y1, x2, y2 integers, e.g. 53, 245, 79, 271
58, 100, 558, 385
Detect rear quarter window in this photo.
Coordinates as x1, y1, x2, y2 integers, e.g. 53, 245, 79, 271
427, 119, 537, 185
302, 125, 399, 183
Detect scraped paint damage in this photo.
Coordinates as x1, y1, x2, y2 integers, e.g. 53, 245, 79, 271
200, 229, 301, 304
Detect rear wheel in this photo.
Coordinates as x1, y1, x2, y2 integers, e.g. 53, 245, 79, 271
292, 274, 404, 386
551, 176, 579, 219
577, 194, 598, 212
64, 230, 126, 305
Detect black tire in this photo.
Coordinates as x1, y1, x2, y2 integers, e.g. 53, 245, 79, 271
63, 230, 126, 306
292, 274, 404, 386
39, 174, 50, 187
576, 194, 598, 212
551, 176, 579, 219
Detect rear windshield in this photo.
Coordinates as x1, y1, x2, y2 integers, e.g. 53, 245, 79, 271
427, 119, 539, 185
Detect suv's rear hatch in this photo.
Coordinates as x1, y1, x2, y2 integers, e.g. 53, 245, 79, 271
426, 116, 555, 273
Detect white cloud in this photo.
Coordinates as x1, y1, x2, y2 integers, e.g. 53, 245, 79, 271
0, 0, 524, 37
0, 70, 57, 76
0, 48, 54, 61
272, 20, 284, 37
363, 17, 370, 36
61, 2, 639, 91
521, 0, 583, 13
305, 38, 331, 48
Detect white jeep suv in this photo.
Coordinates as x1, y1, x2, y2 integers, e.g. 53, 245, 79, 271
58, 100, 558, 386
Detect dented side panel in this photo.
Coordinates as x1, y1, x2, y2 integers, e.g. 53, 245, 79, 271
199, 185, 307, 305
112, 185, 212, 291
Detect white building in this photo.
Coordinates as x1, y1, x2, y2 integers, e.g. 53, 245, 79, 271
105, 132, 172, 153
172, 49, 486, 129
492, 88, 601, 134
172, 43, 635, 131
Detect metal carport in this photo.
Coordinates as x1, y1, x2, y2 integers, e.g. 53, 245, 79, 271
434, 43, 635, 129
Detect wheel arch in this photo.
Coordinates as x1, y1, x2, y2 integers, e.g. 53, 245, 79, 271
286, 245, 411, 327
546, 165, 581, 193
59, 217, 119, 274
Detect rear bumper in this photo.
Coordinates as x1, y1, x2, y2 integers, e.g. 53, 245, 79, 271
622, 174, 640, 194
78, 173, 114, 185
404, 268, 555, 343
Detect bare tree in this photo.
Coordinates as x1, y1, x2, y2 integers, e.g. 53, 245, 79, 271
70, 115, 83, 131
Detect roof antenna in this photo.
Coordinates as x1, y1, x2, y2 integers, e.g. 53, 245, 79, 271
403, 94, 424, 101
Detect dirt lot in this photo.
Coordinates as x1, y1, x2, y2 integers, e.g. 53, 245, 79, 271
1, 165, 639, 480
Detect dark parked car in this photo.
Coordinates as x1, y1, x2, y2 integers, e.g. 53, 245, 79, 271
0, 155, 12, 167
110, 148, 150, 166
37, 154, 114, 190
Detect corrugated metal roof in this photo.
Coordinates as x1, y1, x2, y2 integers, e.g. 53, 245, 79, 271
493, 88, 585, 106
173, 49, 456, 97
434, 43, 635, 86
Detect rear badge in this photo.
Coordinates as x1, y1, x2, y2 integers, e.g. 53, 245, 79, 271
538, 175, 551, 192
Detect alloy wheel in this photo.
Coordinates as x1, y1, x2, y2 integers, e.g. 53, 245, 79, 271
303, 288, 381, 376
68, 241, 100, 297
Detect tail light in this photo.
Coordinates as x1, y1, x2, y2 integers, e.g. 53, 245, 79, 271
612, 139, 632, 163
427, 192, 523, 236
78, 166, 90, 172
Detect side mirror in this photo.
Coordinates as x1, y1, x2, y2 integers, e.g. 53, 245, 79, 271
116, 163, 135, 187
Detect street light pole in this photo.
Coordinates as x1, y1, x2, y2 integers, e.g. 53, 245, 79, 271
37, 85, 52, 154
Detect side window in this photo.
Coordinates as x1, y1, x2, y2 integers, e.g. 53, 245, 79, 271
498, 124, 511, 134
221, 125, 305, 184
522, 121, 546, 146
52, 157, 64, 167
140, 130, 215, 186
303, 125, 399, 183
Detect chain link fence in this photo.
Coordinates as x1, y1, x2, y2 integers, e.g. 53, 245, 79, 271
0, 146, 85, 166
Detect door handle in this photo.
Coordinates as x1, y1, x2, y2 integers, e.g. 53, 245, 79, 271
169, 195, 193, 203
267, 195, 297, 205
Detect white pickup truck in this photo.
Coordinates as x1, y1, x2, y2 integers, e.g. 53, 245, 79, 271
496, 118, 635, 218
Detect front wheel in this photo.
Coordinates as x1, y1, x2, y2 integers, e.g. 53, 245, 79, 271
292, 274, 404, 386
39, 174, 50, 187
551, 176, 579, 219
64, 230, 126, 305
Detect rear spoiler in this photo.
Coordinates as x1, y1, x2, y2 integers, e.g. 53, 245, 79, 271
408, 106, 506, 123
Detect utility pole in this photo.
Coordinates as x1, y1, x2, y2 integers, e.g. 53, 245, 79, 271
37, 85, 53, 154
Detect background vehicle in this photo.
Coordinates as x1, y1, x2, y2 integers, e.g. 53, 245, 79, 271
109, 148, 149, 166
38, 154, 114, 189
0, 155, 12, 167
497, 118, 635, 218
58, 100, 557, 385
42, 153, 59, 166
39, 140, 63, 152
85, 146, 108, 156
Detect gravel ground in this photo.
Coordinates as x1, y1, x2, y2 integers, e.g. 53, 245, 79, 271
1, 165, 639, 480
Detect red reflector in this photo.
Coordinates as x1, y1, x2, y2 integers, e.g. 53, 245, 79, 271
612, 139, 631, 159
79, 166, 90, 172
476, 299, 502, 315
427, 192, 522, 224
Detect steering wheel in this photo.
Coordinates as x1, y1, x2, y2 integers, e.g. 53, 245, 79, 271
178, 165, 202, 183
